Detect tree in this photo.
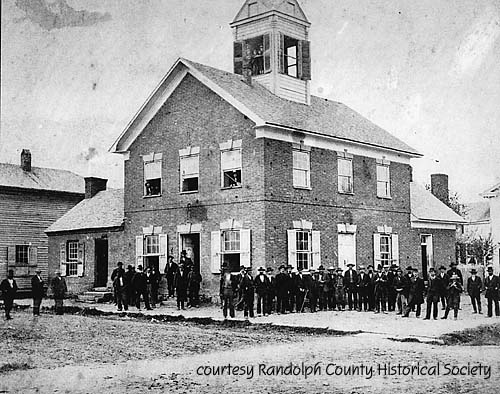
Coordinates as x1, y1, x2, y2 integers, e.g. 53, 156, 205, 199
425, 184, 468, 216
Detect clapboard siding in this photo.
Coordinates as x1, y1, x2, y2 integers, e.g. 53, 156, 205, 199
276, 18, 307, 40
235, 18, 272, 40
278, 74, 307, 103
254, 73, 273, 90
0, 188, 83, 289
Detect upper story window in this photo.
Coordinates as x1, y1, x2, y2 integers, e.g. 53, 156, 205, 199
376, 159, 391, 198
279, 34, 311, 80
292, 144, 310, 189
179, 147, 200, 193
143, 153, 162, 197
234, 35, 270, 76
337, 153, 353, 194
283, 35, 298, 77
220, 139, 242, 189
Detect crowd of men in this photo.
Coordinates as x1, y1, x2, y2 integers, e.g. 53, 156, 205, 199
110, 250, 203, 311
219, 261, 500, 320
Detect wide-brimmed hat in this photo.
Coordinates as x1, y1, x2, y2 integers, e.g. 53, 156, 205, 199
240, 265, 246, 271
449, 261, 458, 267
358, 265, 365, 270
391, 264, 398, 269
328, 266, 335, 271
406, 266, 414, 271
347, 263, 355, 267
258, 267, 266, 272
279, 264, 286, 270
266, 267, 274, 272
428, 267, 435, 272
336, 267, 343, 272
318, 265, 325, 271
486, 266, 494, 271
439, 265, 446, 270
470, 268, 477, 274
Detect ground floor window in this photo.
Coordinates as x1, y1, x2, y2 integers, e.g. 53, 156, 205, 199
338, 232, 356, 271
287, 226, 320, 270
15, 245, 29, 265
60, 240, 84, 277
136, 232, 167, 272
373, 232, 399, 268
211, 227, 251, 273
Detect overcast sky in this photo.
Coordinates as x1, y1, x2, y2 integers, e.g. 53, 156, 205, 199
1, 0, 499, 202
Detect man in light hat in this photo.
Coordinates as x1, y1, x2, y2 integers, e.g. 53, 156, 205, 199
254, 267, 270, 316
343, 263, 358, 311
441, 273, 463, 320
31, 268, 45, 316
1, 269, 18, 320
484, 266, 499, 317
467, 268, 482, 314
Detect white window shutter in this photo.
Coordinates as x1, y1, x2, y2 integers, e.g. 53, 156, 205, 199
240, 229, 251, 267
391, 234, 399, 266
373, 233, 381, 267
287, 230, 297, 269
159, 234, 168, 272
77, 242, 85, 277
59, 242, 66, 276
311, 231, 321, 268
135, 236, 143, 267
28, 246, 38, 266
211, 231, 221, 273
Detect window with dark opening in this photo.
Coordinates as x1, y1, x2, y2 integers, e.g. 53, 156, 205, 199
180, 149, 199, 193
15, 245, 29, 265
221, 148, 242, 188
233, 35, 270, 76
144, 154, 162, 196
283, 35, 298, 77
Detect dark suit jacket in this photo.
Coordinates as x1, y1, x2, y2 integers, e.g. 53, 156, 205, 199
484, 275, 500, 299
343, 269, 358, 287
0, 278, 18, 300
426, 276, 440, 296
31, 275, 45, 298
447, 268, 463, 285
164, 262, 178, 278
174, 269, 189, 292
275, 273, 290, 296
436, 273, 450, 295
220, 273, 238, 296
467, 276, 482, 296
254, 274, 270, 295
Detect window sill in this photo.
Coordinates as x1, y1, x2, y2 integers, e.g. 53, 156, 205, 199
143, 194, 162, 199
180, 190, 199, 195
221, 185, 242, 190
293, 186, 312, 190
377, 195, 392, 200
338, 191, 354, 195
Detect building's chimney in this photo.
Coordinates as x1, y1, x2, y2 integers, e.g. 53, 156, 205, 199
431, 173, 449, 205
21, 149, 32, 172
84, 177, 107, 199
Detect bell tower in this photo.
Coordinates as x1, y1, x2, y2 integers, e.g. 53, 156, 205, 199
230, 0, 311, 105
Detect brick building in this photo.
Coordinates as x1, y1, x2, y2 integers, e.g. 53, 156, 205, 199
45, 178, 124, 294
103, 0, 465, 297
0, 149, 84, 292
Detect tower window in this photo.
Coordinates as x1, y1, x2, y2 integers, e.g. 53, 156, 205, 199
233, 35, 270, 76
283, 36, 298, 77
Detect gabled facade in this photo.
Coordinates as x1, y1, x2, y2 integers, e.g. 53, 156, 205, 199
480, 182, 500, 273
108, 1, 461, 296
0, 150, 85, 291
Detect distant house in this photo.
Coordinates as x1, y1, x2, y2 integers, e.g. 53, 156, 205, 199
0, 149, 84, 292
463, 201, 491, 239
45, 178, 124, 294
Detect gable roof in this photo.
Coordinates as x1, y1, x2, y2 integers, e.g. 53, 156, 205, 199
410, 182, 465, 224
463, 201, 490, 224
46, 189, 124, 233
111, 58, 421, 159
0, 162, 84, 194
232, 0, 309, 25
481, 181, 500, 198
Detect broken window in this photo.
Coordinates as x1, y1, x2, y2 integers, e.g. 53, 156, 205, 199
234, 34, 270, 76
143, 153, 162, 196
179, 147, 199, 193
220, 141, 242, 188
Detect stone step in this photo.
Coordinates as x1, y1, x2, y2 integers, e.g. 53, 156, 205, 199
77, 290, 113, 303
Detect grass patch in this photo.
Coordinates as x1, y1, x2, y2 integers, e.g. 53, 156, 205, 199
0, 362, 32, 374
440, 323, 500, 345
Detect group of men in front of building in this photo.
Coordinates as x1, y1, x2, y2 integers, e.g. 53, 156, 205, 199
218, 261, 500, 321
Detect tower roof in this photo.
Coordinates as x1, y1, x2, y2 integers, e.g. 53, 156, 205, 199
232, 0, 309, 25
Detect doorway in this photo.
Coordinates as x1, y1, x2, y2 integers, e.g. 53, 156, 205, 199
179, 233, 200, 273
95, 238, 108, 287
420, 234, 433, 280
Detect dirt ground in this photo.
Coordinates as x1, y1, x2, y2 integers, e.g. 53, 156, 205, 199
1, 311, 499, 394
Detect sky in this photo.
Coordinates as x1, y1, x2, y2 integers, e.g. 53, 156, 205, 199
1, 0, 499, 202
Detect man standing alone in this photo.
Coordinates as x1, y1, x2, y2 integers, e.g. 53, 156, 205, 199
1, 270, 18, 320
50, 270, 67, 315
31, 269, 45, 316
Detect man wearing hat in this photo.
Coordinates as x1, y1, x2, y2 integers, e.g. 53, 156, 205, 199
308, 268, 320, 312
334, 267, 345, 311
467, 268, 482, 314
436, 265, 450, 310
111, 262, 127, 311
484, 266, 500, 317
274, 265, 289, 314
325, 267, 336, 310
287, 265, 298, 312
317, 265, 328, 311
366, 265, 375, 311
219, 264, 238, 318
424, 268, 440, 320
393, 267, 409, 315
164, 255, 178, 298
254, 267, 270, 316
50, 270, 67, 315
373, 265, 388, 313
239, 267, 255, 319
387, 264, 398, 311
31, 268, 45, 316
343, 263, 358, 311
265, 267, 275, 314
235, 266, 247, 311
295, 268, 308, 313
447, 261, 463, 285
356, 266, 369, 312
1, 269, 18, 320
441, 273, 463, 320
401, 266, 415, 317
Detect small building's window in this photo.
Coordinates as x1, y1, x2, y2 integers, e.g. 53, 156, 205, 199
179, 147, 199, 193
66, 240, 79, 276
338, 157, 353, 193
15, 245, 29, 265
283, 35, 298, 77
144, 235, 160, 255
293, 148, 310, 188
296, 230, 311, 271
376, 163, 391, 198
379, 235, 392, 266
220, 141, 242, 189
143, 153, 162, 196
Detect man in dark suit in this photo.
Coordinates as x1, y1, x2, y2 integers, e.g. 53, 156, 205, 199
356, 265, 369, 312
31, 269, 45, 316
164, 255, 178, 298
467, 268, 482, 314
366, 265, 375, 311
387, 264, 398, 311
393, 267, 409, 315
274, 265, 289, 314
287, 265, 298, 312
343, 263, 358, 310
174, 263, 189, 310
442, 273, 463, 320
1, 270, 18, 320
239, 267, 255, 319
133, 265, 151, 310
373, 266, 387, 313
220, 263, 238, 318
424, 268, 440, 320
447, 261, 463, 285
484, 266, 500, 317
265, 267, 275, 314
113, 264, 128, 311
294, 268, 308, 313
254, 267, 270, 316
436, 265, 449, 310
111, 262, 125, 305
